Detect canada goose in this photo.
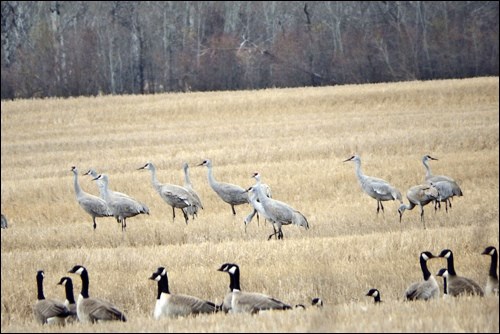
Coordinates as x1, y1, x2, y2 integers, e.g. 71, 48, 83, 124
68, 265, 127, 323
311, 297, 324, 307
436, 268, 449, 297
366, 289, 382, 303
405, 251, 440, 301
438, 249, 484, 297
56, 277, 78, 323
217, 263, 292, 313
481, 246, 499, 296
33, 270, 73, 325
344, 154, 402, 215
198, 159, 249, 215
149, 266, 218, 319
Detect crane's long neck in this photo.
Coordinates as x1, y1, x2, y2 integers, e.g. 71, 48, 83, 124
489, 252, 498, 279
402, 201, 416, 211
148, 165, 162, 193
353, 159, 367, 185
423, 158, 433, 179
206, 164, 218, 190
420, 257, 432, 281
36, 275, 45, 300
99, 177, 110, 201
157, 274, 170, 298
183, 165, 192, 188
73, 171, 83, 197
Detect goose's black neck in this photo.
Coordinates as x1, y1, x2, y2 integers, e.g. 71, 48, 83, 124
229, 268, 241, 291
420, 255, 432, 281
79, 270, 90, 299
36, 273, 45, 300
65, 279, 76, 304
157, 274, 170, 299
445, 253, 457, 276
489, 251, 498, 279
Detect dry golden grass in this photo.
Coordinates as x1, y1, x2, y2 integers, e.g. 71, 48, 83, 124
1, 77, 499, 332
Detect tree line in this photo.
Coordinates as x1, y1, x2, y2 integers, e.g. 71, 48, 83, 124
1, 1, 498, 99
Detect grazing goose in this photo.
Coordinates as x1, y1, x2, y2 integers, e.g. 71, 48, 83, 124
436, 268, 449, 297
217, 263, 292, 313
149, 266, 218, 319
421, 155, 463, 209
138, 162, 195, 225
481, 246, 499, 296
92, 174, 149, 231
251, 173, 309, 240
68, 265, 127, 323
33, 270, 73, 325
57, 277, 78, 322
182, 162, 204, 219
344, 154, 402, 215
405, 251, 440, 301
438, 249, 484, 297
366, 288, 382, 303
71, 166, 112, 230
398, 183, 439, 229
198, 159, 249, 215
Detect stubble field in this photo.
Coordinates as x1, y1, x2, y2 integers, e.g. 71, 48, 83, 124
1, 77, 499, 332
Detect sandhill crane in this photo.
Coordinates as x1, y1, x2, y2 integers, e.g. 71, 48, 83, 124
344, 155, 402, 215
92, 174, 149, 231
421, 155, 463, 210
244, 176, 272, 229
398, 183, 439, 229
83, 168, 131, 223
182, 162, 204, 220
138, 162, 196, 225
251, 172, 309, 240
197, 159, 249, 215
71, 166, 112, 230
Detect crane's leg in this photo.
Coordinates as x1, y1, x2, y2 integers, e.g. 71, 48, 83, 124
121, 218, 127, 231
182, 209, 189, 225
420, 206, 426, 229
93, 217, 97, 230
231, 205, 236, 215
268, 224, 278, 240
172, 207, 176, 220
